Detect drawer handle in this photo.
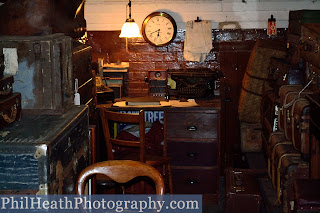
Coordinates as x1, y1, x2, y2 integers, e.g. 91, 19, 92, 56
185, 178, 198, 185
187, 152, 197, 158
187, 125, 197, 131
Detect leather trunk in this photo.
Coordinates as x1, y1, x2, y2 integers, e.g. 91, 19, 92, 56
0, 75, 13, 98
268, 57, 304, 95
272, 143, 309, 212
294, 179, 320, 212
300, 24, 320, 69
225, 168, 262, 213
267, 132, 289, 178
291, 98, 311, 160
0, 92, 21, 130
288, 10, 320, 36
0, 105, 89, 194
278, 85, 303, 132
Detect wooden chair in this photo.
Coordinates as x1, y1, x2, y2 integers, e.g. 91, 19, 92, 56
76, 160, 165, 195
100, 108, 173, 194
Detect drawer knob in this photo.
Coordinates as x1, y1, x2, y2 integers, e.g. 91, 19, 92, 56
187, 125, 197, 131
187, 152, 197, 158
186, 178, 198, 185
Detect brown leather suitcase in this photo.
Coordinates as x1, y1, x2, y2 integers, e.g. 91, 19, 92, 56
294, 179, 320, 212
291, 98, 311, 160
225, 168, 262, 213
272, 143, 309, 212
278, 85, 303, 131
301, 24, 320, 69
268, 57, 304, 95
0, 92, 21, 129
267, 132, 289, 178
287, 33, 302, 66
288, 10, 320, 36
0, 75, 13, 98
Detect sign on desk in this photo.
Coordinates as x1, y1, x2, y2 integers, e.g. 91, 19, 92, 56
114, 111, 164, 137
118, 110, 164, 123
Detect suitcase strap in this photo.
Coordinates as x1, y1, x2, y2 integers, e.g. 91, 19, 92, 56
283, 76, 315, 109
276, 153, 301, 204
271, 141, 291, 188
1, 104, 18, 124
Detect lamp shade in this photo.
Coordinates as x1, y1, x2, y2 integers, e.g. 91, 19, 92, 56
119, 20, 142, 38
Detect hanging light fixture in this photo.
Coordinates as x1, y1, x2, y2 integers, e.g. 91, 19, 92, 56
119, 0, 142, 38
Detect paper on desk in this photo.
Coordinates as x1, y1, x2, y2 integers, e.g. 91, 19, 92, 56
112, 100, 198, 107
169, 99, 198, 107
112, 101, 171, 107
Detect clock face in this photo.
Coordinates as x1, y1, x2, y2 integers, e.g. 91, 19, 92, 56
142, 12, 177, 47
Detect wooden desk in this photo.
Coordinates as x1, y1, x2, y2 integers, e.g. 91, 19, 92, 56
97, 99, 221, 202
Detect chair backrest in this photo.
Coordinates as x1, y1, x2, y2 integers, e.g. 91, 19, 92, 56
100, 108, 146, 162
76, 160, 165, 195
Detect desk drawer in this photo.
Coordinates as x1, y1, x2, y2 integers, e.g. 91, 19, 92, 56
172, 167, 218, 194
166, 111, 218, 139
167, 141, 218, 166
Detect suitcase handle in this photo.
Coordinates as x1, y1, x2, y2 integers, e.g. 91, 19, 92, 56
1, 104, 17, 124
0, 85, 12, 96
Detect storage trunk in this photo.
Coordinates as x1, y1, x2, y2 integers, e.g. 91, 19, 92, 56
301, 24, 320, 69
291, 98, 310, 160
0, 34, 73, 115
280, 156, 309, 213
240, 122, 263, 152
287, 33, 302, 66
288, 10, 320, 36
0, 92, 21, 129
0, 75, 13, 98
268, 57, 304, 95
0, 105, 89, 194
272, 143, 309, 212
225, 168, 262, 213
267, 132, 288, 178
294, 179, 320, 212
238, 39, 286, 123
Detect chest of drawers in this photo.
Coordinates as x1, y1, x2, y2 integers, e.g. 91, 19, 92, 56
165, 108, 220, 202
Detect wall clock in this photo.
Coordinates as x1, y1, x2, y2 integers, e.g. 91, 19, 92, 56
142, 12, 177, 47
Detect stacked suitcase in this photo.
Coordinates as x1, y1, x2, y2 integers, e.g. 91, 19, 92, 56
260, 10, 320, 213
0, 74, 21, 130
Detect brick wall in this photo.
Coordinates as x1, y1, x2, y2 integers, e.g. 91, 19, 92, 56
87, 28, 286, 96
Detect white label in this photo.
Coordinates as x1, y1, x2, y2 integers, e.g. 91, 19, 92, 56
3, 48, 18, 75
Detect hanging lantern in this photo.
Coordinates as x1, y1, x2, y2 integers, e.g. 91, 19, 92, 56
267, 15, 277, 35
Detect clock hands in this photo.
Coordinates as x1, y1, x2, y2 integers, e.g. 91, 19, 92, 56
150, 29, 161, 37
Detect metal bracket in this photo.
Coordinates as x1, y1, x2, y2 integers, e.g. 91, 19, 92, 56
36, 184, 48, 195
34, 144, 47, 159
